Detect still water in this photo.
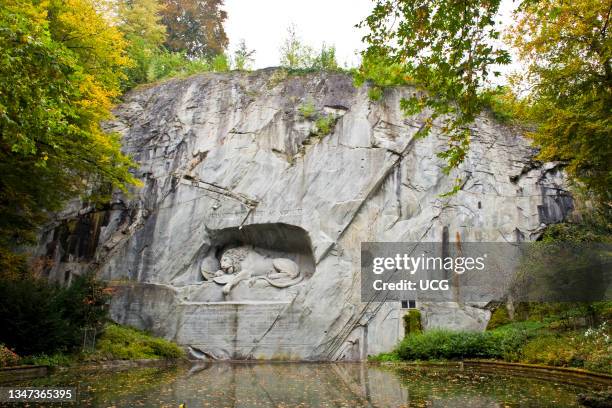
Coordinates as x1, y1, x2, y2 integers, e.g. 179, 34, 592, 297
5, 362, 608, 407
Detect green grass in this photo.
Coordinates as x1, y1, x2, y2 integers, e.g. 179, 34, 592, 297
368, 351, 400, 362
88, 324, 185, 361
13, 324, 185, 367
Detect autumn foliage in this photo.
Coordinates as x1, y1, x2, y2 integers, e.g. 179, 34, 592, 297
0, 0, 138, 254
160, 0, 228, 58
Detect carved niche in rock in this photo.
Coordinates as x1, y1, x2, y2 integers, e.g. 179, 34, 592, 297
202, 245, 302, 295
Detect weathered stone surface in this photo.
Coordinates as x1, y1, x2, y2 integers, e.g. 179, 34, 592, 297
34, 69, 572, 360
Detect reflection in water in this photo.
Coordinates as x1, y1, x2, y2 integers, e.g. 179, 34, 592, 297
8, 362, 601, 407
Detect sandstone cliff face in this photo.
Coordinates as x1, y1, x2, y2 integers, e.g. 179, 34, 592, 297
35, 69, 572, 360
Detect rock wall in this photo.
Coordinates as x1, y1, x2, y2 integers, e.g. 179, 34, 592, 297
34, 69, 573, 360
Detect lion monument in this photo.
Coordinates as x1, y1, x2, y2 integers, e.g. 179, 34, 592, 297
202, 246, 302, 295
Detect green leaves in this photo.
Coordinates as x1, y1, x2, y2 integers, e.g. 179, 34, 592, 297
279, 25, 340, 71
0, 2, 138, 249
118, 0, 167, 88
359, 0, 510, 178
510, 0, 612, 209
360, 0, 610, 208
0, 273, 111, 355
233, 39, 255, 71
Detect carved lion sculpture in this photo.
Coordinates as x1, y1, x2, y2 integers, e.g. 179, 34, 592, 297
210, 246, 302, 295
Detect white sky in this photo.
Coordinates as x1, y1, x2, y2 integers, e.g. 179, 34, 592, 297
223, 0, 374, 69
223, 0, 518, 82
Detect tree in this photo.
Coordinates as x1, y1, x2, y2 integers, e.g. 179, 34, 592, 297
0, 277, 72, 354
510, 0, 611, 209
279, 24, 314, 69
160, 0, 228, 58
47, 0, 132, 99
278, 25, 338, 71
118, 0, 166, 44
359, 0, 610, 207
233, 39, 255, 70
311, 43, 338, 71
359, 0, 510, 176
0, 1, 138, 255
0, 273, 112, 354
118, 0, 168, 86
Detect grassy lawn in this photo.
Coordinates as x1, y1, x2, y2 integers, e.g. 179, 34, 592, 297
370, 303, 612, 374
13, 323, 184, 367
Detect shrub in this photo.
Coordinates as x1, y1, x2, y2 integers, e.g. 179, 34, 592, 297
521, 335, 580, 366
311, 43, 338, 71
146, 51, 211, 82
368, 87, 383, 101
147, 338, 185, 359
21, 353, 74, 367
0, 345, 20, 367
592, 302, 612, 323
403, 310, 422, 336
383, 302, 611, 373
577, 323, 611, 372
487, 306, 511, 330
0, 273, 111, 355
396, 328, 534, 361
279, 24, 314, 69
480, 87, 524, 124
515, 323, 611, 372
279, 25, 340, 71
314, 115, 336, 136
211, 54, 230, 72
0, 277, 74, 355
296, 104, 339, 139
56, 273, 113, 331
353, 53, 413, 101
233, 39, 255, 70
397, 330, 496, 360
128, 50, 232, 87
298, 101, 316, 119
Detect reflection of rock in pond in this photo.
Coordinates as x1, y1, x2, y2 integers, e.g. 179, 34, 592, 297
22, 363, 596, 407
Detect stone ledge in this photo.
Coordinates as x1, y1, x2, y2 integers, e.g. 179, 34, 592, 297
64, 358, 186, 372
375, 360, 612, 386
180, 301, 291, 305
0, 359, 186, 383
0, 365, 48, 383
463, 360, 612, 384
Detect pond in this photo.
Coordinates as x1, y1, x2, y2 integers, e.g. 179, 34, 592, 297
3, 362, 608, 407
